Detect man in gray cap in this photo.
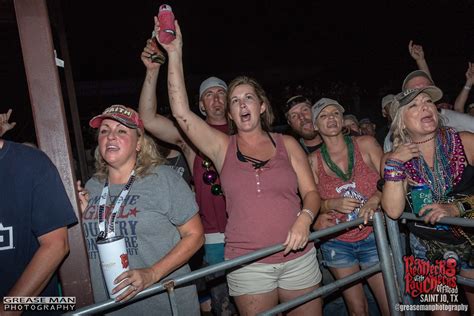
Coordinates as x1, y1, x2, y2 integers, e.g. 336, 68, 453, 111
138, 39, 235, 315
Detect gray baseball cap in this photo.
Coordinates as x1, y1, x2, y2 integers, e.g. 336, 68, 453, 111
393, 86, 443, 109
401, 70, 434, 90
198, 77, 227, 116
381, 94, 395, 110
312, 98, 345, 123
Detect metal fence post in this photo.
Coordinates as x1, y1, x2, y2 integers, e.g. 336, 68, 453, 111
385, 214, 415, 315
373, 212, 401, 315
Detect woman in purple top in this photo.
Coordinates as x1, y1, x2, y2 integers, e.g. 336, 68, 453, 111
156, 20, 322, 315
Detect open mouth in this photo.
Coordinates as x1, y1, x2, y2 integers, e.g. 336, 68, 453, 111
301, 121, 313, 129
240, 112, 251, 122
420, 115, 434, 123
106, 144, 119, 152
213, 105, 224, 112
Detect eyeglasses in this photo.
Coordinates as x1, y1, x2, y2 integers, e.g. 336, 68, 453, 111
285, 95, 311, 113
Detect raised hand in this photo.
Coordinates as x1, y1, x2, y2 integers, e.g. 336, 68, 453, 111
465, 62, 474, 86
0, 109, 16, 137
154, 17, 182, 54
408, 40, 425, 61
141, 37, 165, 69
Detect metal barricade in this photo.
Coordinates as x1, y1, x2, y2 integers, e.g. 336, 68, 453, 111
66, 212, 474, 316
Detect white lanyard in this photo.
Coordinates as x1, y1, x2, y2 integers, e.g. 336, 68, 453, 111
97, 170, 136, 241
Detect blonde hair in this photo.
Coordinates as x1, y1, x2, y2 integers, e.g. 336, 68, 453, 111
390, 101, 445, 149
93, 131, 165, 181
225, 76, 274, 135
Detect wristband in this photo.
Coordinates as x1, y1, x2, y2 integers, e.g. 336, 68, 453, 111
464, 85, 472, 90
298, 208, 315, 222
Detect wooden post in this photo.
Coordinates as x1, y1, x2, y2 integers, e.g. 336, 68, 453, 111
14, 0, 93, 307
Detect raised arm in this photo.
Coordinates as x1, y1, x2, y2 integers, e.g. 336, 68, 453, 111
454, 62, 474, 113
138, 38, 196, 168
408, 40, 432, 80
156, 19, 228, 170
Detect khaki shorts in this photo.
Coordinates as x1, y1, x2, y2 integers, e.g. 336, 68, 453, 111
227, 247, 322, 296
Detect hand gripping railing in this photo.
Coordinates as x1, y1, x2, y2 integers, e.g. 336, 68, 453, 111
67, 215, 401, 315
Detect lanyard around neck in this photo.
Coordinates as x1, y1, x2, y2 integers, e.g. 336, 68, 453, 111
97, 170, 136, 241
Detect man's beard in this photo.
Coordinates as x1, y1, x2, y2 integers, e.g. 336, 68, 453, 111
300, 129, 317, 140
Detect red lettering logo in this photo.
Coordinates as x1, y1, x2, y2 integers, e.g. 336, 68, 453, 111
403, 255, 457, 298
120, 253, 129, 269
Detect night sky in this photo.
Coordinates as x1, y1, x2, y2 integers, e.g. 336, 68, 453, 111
1, 0, 473, 143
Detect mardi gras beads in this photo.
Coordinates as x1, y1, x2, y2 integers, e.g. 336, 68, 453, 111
202, 158, 222, 196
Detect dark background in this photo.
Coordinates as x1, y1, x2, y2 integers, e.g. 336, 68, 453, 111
1, 0, 473, 144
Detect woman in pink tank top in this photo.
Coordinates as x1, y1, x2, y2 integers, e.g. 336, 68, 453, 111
308, 98, 390, 316
160, 25, 322, 315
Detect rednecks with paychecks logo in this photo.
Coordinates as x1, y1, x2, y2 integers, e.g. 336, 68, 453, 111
404, 255, 459, 304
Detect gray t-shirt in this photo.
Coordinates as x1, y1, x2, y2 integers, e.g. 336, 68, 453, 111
83, 165, 200, 315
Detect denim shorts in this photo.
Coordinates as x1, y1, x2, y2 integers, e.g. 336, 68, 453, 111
409, 234, 473, 270
320, 233, 380, 268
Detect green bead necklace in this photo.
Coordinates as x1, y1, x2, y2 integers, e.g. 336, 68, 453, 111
321, 135, 354, 181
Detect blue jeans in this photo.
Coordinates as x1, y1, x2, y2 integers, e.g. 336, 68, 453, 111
321, 233, 379, 268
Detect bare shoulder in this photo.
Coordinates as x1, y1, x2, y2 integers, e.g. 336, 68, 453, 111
355, 135, 379, 149
281, 134, 300, 148
459, 131, 474, 143
459, 131, 474, 163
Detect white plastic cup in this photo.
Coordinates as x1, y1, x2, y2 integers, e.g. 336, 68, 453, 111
96, 236, 130, 298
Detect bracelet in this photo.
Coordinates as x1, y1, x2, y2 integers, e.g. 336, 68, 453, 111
464, 85, 472, 91
298, 208, 315, 222
384, 165, 406, 182
385, 158, 405, 168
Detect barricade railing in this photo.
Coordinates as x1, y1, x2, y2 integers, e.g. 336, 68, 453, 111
68, 215, 400, 315
66, 212, 473, 316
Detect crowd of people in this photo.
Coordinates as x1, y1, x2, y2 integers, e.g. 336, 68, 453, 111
1, 17, 474, 316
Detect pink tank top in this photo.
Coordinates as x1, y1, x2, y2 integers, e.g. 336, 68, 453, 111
316, 138, 378, 242
220, 133, 312, 263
